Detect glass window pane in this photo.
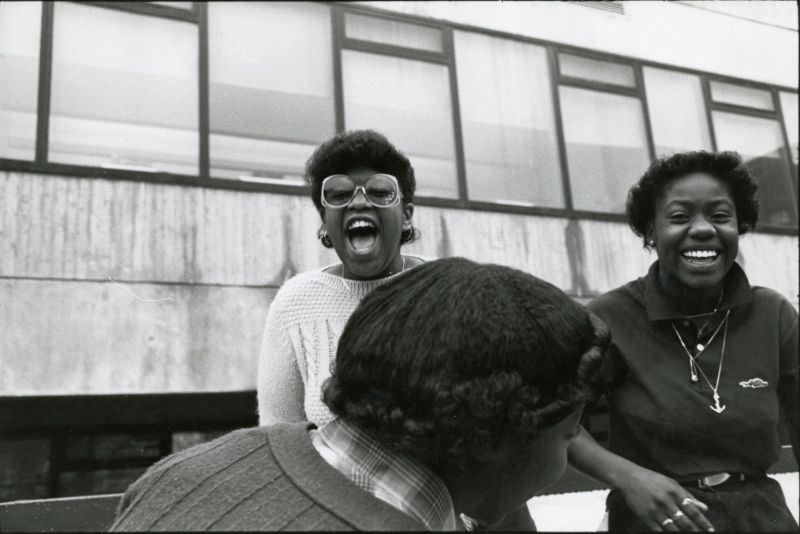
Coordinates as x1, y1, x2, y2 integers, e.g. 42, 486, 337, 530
50, 3, 198, 174
209, 2, 334, 183
709, 81, 774, 111
345, 13, 442, 53
643, 67, 712, 157
559, 53, 635, 87
149, 2, 193, 9
560, 87, 650, 212
455, 31, 563, 207
342, 50, 458, 198
779, 92, 798, 165
713, 111, 797, 227
0, 1, 41, 160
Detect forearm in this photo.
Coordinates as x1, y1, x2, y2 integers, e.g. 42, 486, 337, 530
567, 426, 644, 491
256, 312, 306, 426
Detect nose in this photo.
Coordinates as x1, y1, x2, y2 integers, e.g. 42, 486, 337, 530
348, 187, 370, 209
688, 215, 715, 239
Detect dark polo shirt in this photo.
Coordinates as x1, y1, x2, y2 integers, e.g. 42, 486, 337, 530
588, 261, 798, 479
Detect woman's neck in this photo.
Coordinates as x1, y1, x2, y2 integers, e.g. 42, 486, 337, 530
339, 254, 405, 281
657, 271, 723, 317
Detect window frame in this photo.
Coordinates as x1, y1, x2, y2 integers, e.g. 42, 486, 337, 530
0, 0, 795, 235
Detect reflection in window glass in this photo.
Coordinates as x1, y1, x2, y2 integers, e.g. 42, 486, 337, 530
209, 2, 334, 183
559, 53, 635, 87
713, 112, 797, 227
779, 92, 798, 165
643, 67, 711, 157
50, 3, 198, 174
560, 87, 650, 212
0, 1, 41, 160
455, 31, 563, 207
342, 50, 457, 198
345, 13, 442, 52
709, 81, 774, 111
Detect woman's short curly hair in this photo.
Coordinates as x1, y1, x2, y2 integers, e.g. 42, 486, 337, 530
627, 150, 759, 248
306, 129, 418, 246
323, 257, 610, 474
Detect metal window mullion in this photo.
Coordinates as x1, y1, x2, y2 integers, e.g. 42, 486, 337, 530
332, 6, 345, 133
771, 89, 799, 218
197, 2, 209, 179
636, 63, 657, 162
340, 38, 447, 65
77, 1, 198, 22
548, 47, 574, 212
444, 27, 468, 205
35, 2, 55, 165
701, 78, 718, 152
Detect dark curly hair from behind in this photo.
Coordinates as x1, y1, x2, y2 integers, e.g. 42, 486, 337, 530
306, 129, 418, 246
627, 150, 759, 248
323, 257, 610, 474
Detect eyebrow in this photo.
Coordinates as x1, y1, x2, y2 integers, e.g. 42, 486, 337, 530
663, 197, 734, 208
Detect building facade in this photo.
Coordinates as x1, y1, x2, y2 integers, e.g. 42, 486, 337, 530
1, 1, 797, 500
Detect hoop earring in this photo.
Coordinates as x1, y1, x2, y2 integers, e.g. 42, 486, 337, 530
318, 228, 333, 248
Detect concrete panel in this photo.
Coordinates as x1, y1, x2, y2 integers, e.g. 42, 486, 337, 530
738, 232, 799, 308
406, 207, 573, 291
0, 172, 338, 286
580, 219, 656, 295
0, 279, 273, 394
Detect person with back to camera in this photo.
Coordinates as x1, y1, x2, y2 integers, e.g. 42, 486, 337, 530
109, 257, 611, 531
568, 151, 799, 531
257, 129, 425, 429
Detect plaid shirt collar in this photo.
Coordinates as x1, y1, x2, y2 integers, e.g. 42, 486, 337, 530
311, 418, 458, 531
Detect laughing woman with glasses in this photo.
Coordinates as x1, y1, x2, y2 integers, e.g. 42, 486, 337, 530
256, 130, 536, 531
257, 130, 426, 428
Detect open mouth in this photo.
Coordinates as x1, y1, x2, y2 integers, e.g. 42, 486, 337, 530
681, 249, 720, 266
345, 218, 378, 253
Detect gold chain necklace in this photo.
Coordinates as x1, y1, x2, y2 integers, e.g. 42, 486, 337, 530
671, 310, 730, 414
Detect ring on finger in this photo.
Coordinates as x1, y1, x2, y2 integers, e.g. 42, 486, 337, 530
661, 518, 675, 527
681, 497, 694, 506
673, 510, 686, 519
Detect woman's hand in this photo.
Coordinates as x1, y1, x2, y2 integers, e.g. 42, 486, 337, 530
618, 468, 714, 531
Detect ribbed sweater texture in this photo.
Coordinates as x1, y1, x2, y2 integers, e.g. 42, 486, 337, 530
110, 423, 425, 531
257, 270, 399, 426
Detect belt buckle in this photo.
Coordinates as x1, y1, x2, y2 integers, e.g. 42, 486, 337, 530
699, 472, 730, 487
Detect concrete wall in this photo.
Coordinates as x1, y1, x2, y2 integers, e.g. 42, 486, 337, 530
359, 1, 799, 88
1, 171, 797, 395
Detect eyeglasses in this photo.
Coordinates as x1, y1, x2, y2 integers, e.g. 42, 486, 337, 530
320, 173, 402, 208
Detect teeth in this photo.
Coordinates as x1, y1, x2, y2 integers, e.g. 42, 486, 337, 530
683, 250, 717, 259
347, 220, 375, 231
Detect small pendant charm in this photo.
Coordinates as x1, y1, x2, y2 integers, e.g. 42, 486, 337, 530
696, 343, 705, 352
710, 393, 726, 414
690, 372, 698, 382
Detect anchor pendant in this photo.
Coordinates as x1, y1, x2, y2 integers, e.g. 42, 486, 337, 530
709, 393, 726, 414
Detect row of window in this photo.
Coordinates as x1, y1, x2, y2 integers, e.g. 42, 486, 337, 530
0, 1, 797, 230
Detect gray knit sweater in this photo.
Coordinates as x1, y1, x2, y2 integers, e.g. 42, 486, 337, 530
109, 423, 426, 531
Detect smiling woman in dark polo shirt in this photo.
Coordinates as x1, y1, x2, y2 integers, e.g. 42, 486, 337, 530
568, 151, 799, 532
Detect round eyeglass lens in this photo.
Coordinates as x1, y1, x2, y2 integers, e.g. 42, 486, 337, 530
322, 175, 355, 207
365, 174, 399, 206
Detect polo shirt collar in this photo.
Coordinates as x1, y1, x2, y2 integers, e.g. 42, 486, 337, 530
312, 418, 458, 531
643, 260, 752, 321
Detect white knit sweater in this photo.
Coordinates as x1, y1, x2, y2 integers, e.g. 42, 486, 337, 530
257, 268, 406, 426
